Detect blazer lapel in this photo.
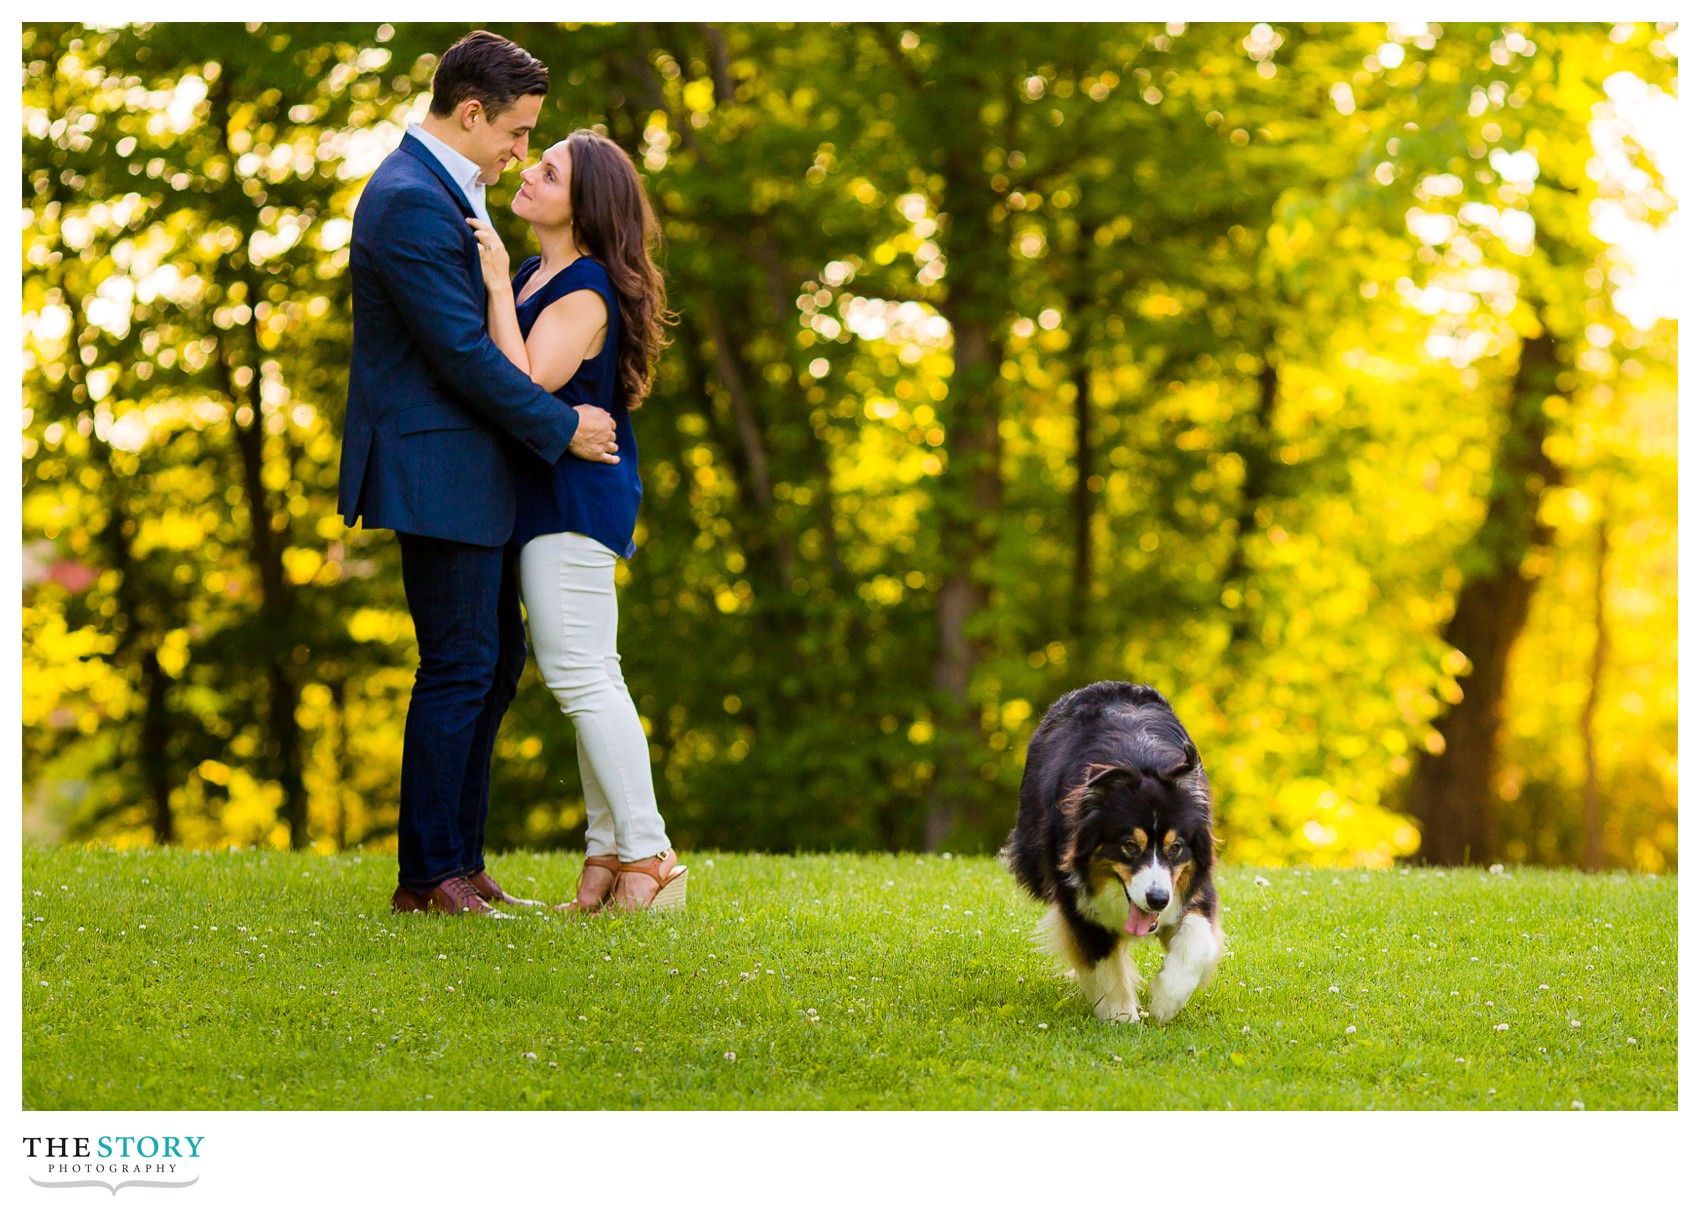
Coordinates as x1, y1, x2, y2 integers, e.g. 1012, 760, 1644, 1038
397, 131, 486, 306
399, 130, 476, 219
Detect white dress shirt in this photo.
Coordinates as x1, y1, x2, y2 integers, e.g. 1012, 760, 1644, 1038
407, 122, 490, 224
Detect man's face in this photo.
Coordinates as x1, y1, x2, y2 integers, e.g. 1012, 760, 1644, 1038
463, 93, 543, 183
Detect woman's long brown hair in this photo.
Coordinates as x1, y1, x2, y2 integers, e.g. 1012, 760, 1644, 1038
564, 129, 671, 408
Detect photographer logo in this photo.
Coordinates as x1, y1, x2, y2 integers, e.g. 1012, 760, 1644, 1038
22, 1135, 203, 1195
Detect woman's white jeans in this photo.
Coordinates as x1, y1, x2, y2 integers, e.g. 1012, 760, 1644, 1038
518, 531, 669, 862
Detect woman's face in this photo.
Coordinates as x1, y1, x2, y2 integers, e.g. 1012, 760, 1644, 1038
512, 140, 573, 227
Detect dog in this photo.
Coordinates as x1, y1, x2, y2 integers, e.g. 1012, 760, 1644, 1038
1002, 681, 1224, 1024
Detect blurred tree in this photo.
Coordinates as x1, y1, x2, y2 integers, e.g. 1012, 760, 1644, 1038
20, 20, 1678, 871
23, 22, 413, 849
1384, 23, 1679, 865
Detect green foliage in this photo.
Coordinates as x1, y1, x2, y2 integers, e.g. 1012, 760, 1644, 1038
21, 847, 1678, 1109
21, 22, 1677, 868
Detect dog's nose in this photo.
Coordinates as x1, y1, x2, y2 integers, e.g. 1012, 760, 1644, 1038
1145, 887, 1170, 910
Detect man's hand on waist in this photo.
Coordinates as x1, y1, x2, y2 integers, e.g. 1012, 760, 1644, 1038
568, 405, 620, 464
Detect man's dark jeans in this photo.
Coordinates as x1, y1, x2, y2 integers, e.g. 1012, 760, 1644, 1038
395, 531, 526, 889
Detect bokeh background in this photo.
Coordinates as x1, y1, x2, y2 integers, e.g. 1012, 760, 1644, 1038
21, 21, 1678, 870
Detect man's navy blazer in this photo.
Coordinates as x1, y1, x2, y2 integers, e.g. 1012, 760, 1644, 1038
338, 131, 576, 546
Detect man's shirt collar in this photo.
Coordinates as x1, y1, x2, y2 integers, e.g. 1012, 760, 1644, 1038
408, 123, 490, 223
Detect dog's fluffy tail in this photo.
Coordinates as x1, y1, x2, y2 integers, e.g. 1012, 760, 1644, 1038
1033, 904, 1089, 975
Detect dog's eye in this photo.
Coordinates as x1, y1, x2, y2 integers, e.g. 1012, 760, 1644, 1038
1166, 841, 1185, 858
1121, 842, 1142, 859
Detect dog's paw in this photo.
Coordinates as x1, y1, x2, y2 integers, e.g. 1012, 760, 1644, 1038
1146, 980, 1192, 1025
1093, 998, 1143, 1025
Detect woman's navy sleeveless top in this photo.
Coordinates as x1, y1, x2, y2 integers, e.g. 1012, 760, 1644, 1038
509, 255, 641, 558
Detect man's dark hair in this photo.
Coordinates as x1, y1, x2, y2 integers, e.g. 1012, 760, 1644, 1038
427, 30, 549, 119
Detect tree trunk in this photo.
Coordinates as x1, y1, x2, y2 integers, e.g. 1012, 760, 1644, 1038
924, 203, 1005, 850
1579, 501, 1609, 871
61, 258, 176, 844
208, 66, 308, 851
1062, 220, 1101, 657
140, 651, 174, 843
330, 675, 349, 852
1222, 345, 1281, 657
1068, 354, 1096, 653
222, 339, 308, 850
1409, 332, 1563, 865
698, 305, 794, 585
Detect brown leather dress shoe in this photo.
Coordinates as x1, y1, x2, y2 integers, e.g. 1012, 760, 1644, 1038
391, 885, 430, 914
467, 869, 544, 908
428, 875, 497, 915
393, 875, 499, 916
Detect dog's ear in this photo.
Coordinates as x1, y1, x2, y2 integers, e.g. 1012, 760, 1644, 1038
1060, 765, 1137, 830
1073, 765, 1139, 817
1061, 766, 1138, 870
1084, 764, 1138, 794
1160, 741, 1199, 782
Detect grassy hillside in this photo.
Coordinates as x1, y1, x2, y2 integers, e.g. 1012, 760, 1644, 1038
22, 847, 1676, 1110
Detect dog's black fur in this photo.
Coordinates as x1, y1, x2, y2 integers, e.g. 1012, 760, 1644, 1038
1003, 681, 1223, 1023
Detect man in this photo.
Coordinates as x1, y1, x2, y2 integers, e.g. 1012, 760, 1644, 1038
338, 30, 618, 916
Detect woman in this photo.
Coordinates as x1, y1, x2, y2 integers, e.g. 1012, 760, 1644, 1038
467, 129, 683, 913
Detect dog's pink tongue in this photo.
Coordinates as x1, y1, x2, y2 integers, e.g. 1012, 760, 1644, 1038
1124, 903, 1159, 936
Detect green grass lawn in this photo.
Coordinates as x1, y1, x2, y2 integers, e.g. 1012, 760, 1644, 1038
21, 846, 1676, 1110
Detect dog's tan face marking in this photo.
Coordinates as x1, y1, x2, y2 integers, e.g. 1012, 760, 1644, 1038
1081, 856, 1138, 931
1132, 828, 1149, 851
1163, 829, 1177, 850
1095, 856, 1133, 891
1173, 859, 1196, 906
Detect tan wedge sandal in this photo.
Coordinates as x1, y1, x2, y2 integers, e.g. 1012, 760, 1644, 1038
611, 848, 688, 911
554, 853, 621, 916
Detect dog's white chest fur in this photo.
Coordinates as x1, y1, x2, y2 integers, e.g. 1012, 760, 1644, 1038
1042, 903, 1223, 1025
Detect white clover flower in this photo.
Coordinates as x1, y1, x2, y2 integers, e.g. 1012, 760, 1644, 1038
1494, 1023, 1509, 1031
